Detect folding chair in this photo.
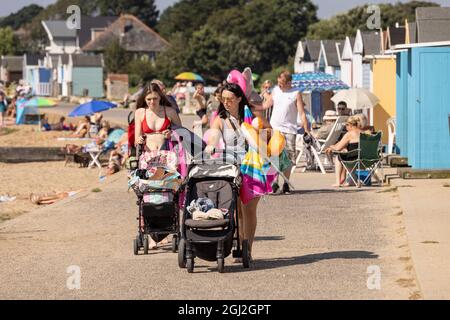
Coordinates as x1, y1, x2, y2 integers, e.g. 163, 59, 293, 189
338, 132, 384, 188
84, 128, 126, 169
293, 116, 346, 174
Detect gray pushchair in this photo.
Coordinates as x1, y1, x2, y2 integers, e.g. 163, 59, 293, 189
178, 155, 250, 273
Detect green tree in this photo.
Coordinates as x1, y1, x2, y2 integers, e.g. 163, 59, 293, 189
96, 0, 159, 28
154, 32, 191, 84
104, 39, 129, 73
0, 4, 44, 30
207, 0, 318, 72
0, 27, 17, 55
188, 25, 261, 82
156, 0, 241, 39
307, 1, 440, 40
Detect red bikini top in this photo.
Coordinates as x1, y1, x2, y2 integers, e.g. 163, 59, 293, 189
141, 107, 171, 134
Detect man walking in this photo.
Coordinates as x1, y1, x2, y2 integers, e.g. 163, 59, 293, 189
262, 71, 309, 194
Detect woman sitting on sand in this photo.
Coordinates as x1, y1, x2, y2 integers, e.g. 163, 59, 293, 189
134, 83, 182, 249
71, 116, 90, 138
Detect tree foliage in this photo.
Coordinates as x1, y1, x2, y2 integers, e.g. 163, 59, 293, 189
0, 4, 43, 30
104, 38, 130, 73
96, 0, 159, 28
307, 1, 440, 40
0, 27, 17, 55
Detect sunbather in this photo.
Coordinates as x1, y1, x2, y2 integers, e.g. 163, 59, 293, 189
71, 116, 90, 138
30, 190, 83, 205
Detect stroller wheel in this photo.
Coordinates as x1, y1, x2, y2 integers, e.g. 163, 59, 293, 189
242, 240, 250, 269
217, 258, 225, 273
136, 234, 143, 247
178, 239, 186, 268
186, 258, 194, 273
171, 234, 178, 253
133, 239, 139, 255
143, 236, 149, 255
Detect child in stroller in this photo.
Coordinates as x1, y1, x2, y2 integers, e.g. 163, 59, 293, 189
129, 145, 183, 254
178, 156, 250, 273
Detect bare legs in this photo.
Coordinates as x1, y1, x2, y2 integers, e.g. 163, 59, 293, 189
333, 156, 347, 187
238, 197, 260, 259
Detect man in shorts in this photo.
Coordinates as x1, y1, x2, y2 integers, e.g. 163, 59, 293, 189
262, 71, 310, 194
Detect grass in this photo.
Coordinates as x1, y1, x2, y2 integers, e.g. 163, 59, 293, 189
0, 127, 19, 136
443, 183, 450, 188
421, 241, 439, 244
91, 188, 102, 193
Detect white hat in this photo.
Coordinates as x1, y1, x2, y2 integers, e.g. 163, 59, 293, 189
323, 110, 338, 121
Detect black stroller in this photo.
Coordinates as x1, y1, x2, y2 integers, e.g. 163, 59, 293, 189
178, 156, 250, 273
129, 144, 182, 255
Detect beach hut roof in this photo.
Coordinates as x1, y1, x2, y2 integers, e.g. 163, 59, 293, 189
408, 22, 417, 44
416, 7, 450, 43
303, 40, 322, 62
321, 40, 344, 67
361, 31, 382, 56
71, 54, 103, 67
82, 14, 170, 53
387, 26, 406, 48
24, 53, 41, 66
0, 56, 23, 72
341, 37, 355, 61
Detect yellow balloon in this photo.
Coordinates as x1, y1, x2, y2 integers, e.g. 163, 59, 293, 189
267, 130, 286, 157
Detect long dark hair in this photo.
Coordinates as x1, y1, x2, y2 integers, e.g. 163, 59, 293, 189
136, 83, 172, 110
217, 82, 249, 124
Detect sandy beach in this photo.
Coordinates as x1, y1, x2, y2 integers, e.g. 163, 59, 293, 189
0, 125, 116, 223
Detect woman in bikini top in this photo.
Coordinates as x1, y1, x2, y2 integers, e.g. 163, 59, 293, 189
135, 83, 182, 152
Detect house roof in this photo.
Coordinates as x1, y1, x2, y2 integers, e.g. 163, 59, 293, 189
322, 40, 344, 66
303, 40, 322, 62
42, 21, 77, 38
416, 7, 450, 43
79, 16, 117, 48
71, 54, 103, 67
82, 14, 170, 53
1, 56, 23, 72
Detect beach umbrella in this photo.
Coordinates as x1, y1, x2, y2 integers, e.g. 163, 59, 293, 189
292, 72, 350, 92
68, 100, 117, 117
331, 88, 380, 111
175, 72, 205, 82
21, 97, 56, 108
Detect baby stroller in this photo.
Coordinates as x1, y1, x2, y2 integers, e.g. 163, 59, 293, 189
129, 143, 183, 255
178, 155, 250, 273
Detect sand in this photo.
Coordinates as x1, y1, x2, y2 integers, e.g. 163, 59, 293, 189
0, 125, 115, 223
0, 124, 91, 147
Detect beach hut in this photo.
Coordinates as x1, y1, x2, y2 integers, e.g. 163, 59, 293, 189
294, 41, 306, 73
393, 7, 450, 169
340, 37, 354, 86
67, 54, 104, 98
300, 40, 322, 73
0, 56, 23, 85
364, 26, 405, 144
317, 40, 344, 78
352, 30, 382, 90
395, 44, 450, 169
